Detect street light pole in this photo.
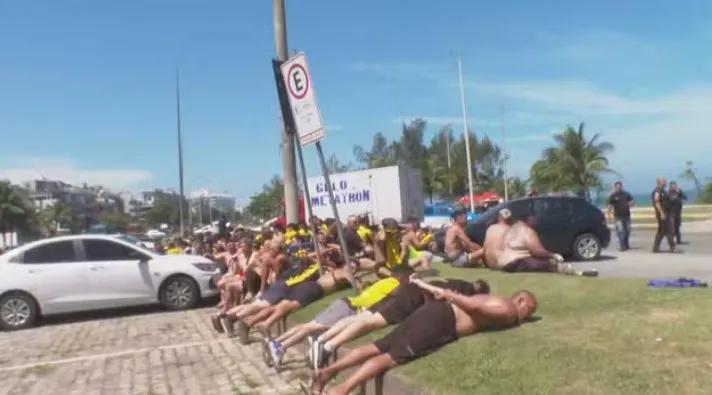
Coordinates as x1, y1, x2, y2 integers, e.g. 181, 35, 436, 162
500, 104, 509, 201
457, 55, 475, 213
176, 69, 185, 237
273, 0, 300, 224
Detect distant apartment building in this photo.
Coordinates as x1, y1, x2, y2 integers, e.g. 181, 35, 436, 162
189, 189, 236, 215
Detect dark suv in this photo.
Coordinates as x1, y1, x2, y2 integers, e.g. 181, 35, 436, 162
436, 196, 611, 261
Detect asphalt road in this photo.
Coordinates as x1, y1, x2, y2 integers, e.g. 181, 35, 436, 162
610, 229, 711, 255
575, 229, 712, 283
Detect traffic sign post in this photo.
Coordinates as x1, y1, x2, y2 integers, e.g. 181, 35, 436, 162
277, 52, 360, 293
280, 53, 325, 147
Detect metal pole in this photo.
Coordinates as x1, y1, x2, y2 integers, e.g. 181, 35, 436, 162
500, 104, 509, 201
273, 0, 300, 224
315, 142, 360, 293
176, 69, 186, 237
445, 125, 452, 195
294, 134, 325, 275
457, 55, 475, 213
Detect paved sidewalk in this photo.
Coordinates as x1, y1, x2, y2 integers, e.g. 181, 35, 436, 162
0, 308, 307, 395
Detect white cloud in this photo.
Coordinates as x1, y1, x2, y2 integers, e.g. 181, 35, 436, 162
0, 157, 153, 191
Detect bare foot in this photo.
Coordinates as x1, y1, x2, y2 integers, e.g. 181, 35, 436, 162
254, 322, 270, 337
311, 369, 333, 394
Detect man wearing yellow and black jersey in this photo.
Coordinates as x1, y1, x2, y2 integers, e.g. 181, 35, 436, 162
263, 275, 404, 365
220, 241, 321, 336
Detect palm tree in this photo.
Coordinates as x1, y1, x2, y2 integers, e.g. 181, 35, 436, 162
530, 122, 617, 201
0, 181, 34, 245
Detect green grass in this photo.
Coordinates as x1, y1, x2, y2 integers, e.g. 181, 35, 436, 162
291, 264, 712, 395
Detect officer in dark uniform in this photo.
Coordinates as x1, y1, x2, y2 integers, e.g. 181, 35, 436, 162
668, 181, 687, 244
651, 177, 676, 252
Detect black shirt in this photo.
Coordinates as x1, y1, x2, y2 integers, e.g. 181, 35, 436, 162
668, 190, 686, 214
651, 187, 669, 215
608, 191, 634, 219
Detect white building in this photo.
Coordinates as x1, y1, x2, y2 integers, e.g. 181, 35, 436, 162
189, 189, 236, 214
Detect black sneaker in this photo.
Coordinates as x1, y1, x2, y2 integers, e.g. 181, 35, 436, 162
237, 320, 249, 343
315, 342, 332, 369
210, 314, 225, 333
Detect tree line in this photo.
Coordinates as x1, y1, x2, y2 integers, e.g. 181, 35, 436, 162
243, 119, 712, 221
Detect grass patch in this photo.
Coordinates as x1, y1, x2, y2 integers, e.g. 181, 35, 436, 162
291, 264, 712, 395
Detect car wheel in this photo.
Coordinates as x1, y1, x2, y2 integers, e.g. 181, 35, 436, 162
0, 292, 39, 331
160, 275, 200, 311
573, 233, 602, 261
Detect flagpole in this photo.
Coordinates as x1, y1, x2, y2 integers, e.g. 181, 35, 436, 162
457, 55, 475, 213
176, 69, 186, 237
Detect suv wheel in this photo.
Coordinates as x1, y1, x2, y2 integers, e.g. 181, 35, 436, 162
160, 276, 199, 310
573, 233, 602, 261
0, 292, 39, 331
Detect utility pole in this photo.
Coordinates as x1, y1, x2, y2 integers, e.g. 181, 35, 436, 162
445, 124, 452, 195
274, 0, 299, 224
176, 69, 185, 237
500, 104, 509, 201
457, 55, 475, 213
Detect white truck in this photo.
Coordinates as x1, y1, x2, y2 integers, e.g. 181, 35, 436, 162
303, 165, 424, 224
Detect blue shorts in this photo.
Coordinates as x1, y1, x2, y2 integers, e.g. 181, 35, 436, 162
259, 280, 290, 305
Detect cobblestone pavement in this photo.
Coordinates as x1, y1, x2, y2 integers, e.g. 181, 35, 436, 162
0, 308, 309, 395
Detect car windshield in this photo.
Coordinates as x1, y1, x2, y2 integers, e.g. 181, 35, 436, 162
116, 235, 157, 256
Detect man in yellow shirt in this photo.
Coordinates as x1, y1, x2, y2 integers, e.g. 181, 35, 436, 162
165, 239, 185, 255
263, 275, 403, 367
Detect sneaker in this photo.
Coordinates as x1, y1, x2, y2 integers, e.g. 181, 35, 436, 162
269, 339, 283, 366
306, 335, 316, 364
260, 338, 274, 367
311, 340, 322, 371
224, 316, 237, 338
237, 320, 249, 343
318, 346, 333, 369
580, 269, 599, 277
210, 314, 225, 333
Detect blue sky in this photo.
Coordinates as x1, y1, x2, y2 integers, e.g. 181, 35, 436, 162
2, 0, 711, 204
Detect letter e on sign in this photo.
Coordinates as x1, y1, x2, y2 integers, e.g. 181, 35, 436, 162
280, 52, 326, 147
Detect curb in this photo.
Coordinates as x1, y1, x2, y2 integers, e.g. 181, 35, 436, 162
285, 316, 428, 395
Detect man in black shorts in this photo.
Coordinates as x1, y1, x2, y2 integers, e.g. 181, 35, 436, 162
310, 275, 490, 369
242, 266, 353, 338
309, 287, 538, 395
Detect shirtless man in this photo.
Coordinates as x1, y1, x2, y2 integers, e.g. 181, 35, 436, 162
310, 275, 490, 369
496, 211, 598, 276
211, 240, 255, 332
309, 286, 537, 395
483, 208, 512, 267
444, 210, 484, 267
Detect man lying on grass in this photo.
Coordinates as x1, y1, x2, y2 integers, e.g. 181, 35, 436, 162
264, 274, 406, 367
308, 287, 538, 395
309, 275, 490, 369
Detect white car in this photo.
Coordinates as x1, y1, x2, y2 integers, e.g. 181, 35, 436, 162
0, 234, 220, 331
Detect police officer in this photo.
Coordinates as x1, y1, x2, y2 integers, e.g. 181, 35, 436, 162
668, 181, 687, 244
651, 177, 676, 253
